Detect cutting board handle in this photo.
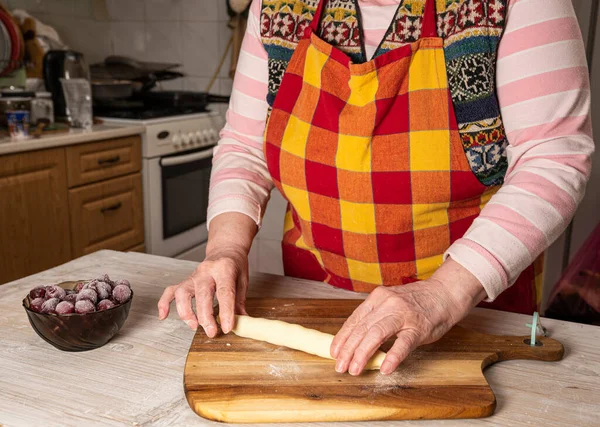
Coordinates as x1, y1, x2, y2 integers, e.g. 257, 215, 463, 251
488, 334, 564, 364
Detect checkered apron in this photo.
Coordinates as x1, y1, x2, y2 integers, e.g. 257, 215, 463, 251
263, 0, 539, 313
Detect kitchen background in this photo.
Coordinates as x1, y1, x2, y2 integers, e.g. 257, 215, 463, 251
0, 0, 598, 312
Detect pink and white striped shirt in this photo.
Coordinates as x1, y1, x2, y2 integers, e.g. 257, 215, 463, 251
208, 0, 594, 300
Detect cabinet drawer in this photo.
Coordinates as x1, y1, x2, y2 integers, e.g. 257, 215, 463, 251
68, 173, 144, 257
66, 136, 141, 187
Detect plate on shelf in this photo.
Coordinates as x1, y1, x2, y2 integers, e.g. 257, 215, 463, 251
0, 19, 11, 74
0, 9, 20, 76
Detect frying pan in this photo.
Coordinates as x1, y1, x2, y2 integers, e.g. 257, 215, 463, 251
91, 80, 134, 100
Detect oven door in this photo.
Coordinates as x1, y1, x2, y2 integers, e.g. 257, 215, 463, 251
146, 146, 213, 257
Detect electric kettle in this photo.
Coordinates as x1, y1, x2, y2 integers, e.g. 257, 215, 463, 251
43, 50, 90, 121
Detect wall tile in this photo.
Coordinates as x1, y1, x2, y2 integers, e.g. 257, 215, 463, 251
8, 0, 46, 13
218, 22, 232, 78
144, 21, 182, 64
181, 21, 219, 77
217, 0, 230, 22
105, 0, 144, 21
145, 0, 181, 21
180, 0, 219, 22
183, 77, 210, 91
110, 21, 146, 60
71, 0, 94, 18
43, 0, 78, 17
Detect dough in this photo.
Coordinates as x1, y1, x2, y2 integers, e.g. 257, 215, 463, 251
230, 315, 386, 370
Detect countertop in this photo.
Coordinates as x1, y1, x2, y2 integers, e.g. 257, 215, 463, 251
0, 123, 144, 156
0, 250, 598, 427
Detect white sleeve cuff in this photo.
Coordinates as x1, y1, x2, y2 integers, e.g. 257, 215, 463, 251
444, 240, 509, 302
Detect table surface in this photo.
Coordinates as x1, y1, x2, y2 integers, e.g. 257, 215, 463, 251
1, 250, 598, 427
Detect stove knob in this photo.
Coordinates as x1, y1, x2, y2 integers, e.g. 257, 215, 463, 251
195, 131, 203, 144
172, 133, 181, 149
209, 128, 219, 141
188, 132, 198, 144
181, 132, 191, 146
202, 129, 212, 143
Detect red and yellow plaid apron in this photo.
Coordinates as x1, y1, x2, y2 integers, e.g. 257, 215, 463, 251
264, 0, 539, 314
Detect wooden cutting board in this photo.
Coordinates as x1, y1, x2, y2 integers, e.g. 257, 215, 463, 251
184, 298, 563, 423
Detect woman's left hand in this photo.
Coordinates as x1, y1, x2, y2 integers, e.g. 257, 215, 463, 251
330, 259, 487, 375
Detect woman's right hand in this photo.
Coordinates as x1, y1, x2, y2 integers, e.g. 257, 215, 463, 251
157, 246, 249, 337
157, 212, 257, 337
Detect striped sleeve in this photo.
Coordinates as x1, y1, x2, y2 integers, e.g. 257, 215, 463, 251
445, 0, 595, 300
206, 0, 273, 229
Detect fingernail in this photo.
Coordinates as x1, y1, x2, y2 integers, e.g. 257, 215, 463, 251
380, 362, 393, 375
349, 362, 360, 376
335, 360, 345, 373
184, 320, 197, 330
331, 346, 339, 358
222, 320, 231, 333
206, 325, 216, 337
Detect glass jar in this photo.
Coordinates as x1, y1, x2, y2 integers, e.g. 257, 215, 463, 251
31, 92, 55, 125
0, 90, 33, 126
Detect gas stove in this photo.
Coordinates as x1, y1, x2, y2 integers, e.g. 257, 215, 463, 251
99, 109, 225, 262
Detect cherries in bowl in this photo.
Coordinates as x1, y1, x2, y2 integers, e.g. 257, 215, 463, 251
22, 276, 133, 351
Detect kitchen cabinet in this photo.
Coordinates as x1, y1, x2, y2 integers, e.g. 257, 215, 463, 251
0, 136, 145, 285
65, 135, 141, 187
0, 148, 72, 284
68, 173, 144, 257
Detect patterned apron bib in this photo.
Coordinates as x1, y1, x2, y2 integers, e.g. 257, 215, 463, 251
263, 0, 540, 314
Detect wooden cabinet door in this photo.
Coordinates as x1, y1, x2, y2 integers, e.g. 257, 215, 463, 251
0, 148, 71, 285
65, 136, 142, 188
68, 173, 144, 257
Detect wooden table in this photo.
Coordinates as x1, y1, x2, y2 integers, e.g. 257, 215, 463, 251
1, 250, 599, 426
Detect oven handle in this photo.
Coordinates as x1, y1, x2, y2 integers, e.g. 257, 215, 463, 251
159, 147, 214, 167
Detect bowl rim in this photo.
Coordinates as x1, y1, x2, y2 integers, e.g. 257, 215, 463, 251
23, 279, 134, 317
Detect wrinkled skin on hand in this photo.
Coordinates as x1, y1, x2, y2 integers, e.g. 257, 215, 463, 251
331, 260, 486, 375
157, 247, 249, 337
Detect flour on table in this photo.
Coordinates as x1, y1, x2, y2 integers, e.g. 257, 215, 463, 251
373, 362, 419, 392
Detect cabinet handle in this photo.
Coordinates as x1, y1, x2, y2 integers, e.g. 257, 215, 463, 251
97, 155, 121, 166
100, 202, 122, 214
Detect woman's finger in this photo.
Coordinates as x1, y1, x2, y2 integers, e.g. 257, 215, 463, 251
157, 285, 176, 319
334, 318, 374, 374
194, 275, 218, 337
174, 280, 199, 330
380, 329, 420, 375
215, 272, 237, 334
331, 298, 376, 359
348, 318, 400, 375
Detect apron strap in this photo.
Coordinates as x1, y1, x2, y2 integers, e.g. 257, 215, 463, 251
305, 0, 327, 37
421, 0, 437, 38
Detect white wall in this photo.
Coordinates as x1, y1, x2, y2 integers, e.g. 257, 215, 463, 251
5, 0, 233, 102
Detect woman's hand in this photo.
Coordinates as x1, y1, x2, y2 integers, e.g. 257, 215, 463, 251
330, 258, 487, 375
157, 213, 257, 337
157, 247, 249, 336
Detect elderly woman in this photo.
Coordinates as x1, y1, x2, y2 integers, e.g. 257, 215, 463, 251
159, 0, 593, 376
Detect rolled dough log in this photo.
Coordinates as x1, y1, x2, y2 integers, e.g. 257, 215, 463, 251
230, 315, 387, 370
